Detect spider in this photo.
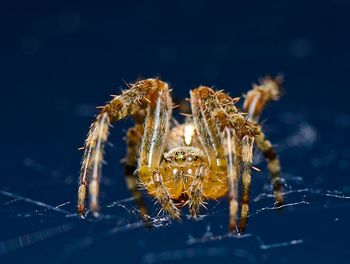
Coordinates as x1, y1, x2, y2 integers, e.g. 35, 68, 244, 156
77, 76, 284, 233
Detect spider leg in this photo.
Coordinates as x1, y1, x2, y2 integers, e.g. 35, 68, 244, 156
78, 79, 169, 217
190, 87, 226, 171
124, 122, 152, 226
78, 112, 110, 217
239, 135, 254, 232
191, 86, 257, 233
242, 76, 284, 206
255, 128, 284, 206
224, 128, 240, 233
190, 87, 232, 218
137, 85, 181, 219
243, 75, 283, 122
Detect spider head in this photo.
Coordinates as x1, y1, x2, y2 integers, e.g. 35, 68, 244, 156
163, 146, 206, 167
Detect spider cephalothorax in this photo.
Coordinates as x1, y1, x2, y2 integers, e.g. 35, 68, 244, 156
77, 76, 284, 233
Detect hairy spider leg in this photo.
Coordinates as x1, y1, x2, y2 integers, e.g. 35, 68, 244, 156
78, 79, 169, 217
190, 88, 225, 166
212, 90, 257, 232
190, 88, 228, 217
243, 75, 283, 121
124, 120, 152, 226
243, 76, 284, 207
239, 135, 254, 232
191, 86, 258, 233
137, 84, 181, 219
78, 113, 110, 217
255, 127, 284, 206
224, 128, 240, 233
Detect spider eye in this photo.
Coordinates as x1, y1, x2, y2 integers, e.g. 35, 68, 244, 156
194, 156, 198, 161
181, 151, 185, 155
175, 152, 179, 155
182, 157, 186, 161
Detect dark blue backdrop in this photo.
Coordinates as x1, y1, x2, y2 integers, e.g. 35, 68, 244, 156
1, 1, 350, 263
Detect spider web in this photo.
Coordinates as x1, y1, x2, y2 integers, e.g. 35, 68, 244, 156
1, 106, 350, 264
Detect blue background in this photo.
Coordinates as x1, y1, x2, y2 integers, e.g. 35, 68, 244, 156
1, 1, 350, 263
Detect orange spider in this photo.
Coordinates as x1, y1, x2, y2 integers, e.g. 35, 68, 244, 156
77, 76, 284, 233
